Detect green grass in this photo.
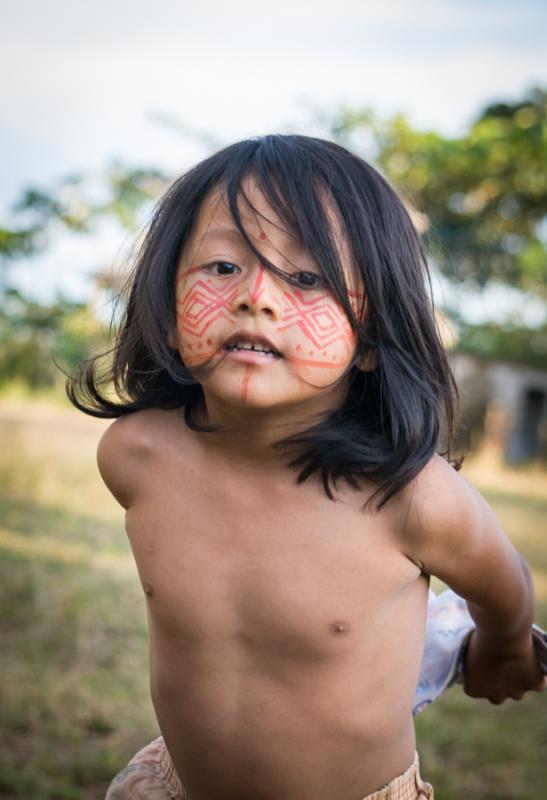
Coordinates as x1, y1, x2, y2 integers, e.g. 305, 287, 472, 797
0, 401, 158, 799
0, 399, 546, 798
0, 493, 157, 799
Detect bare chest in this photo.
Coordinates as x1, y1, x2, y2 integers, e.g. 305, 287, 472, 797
126, 463, 419, 663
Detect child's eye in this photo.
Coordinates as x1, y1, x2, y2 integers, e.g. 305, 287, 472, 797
208, 262, 240, 276
290, 271, 325, 289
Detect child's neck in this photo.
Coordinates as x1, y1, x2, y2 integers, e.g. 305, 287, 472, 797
193, 393, 340, 474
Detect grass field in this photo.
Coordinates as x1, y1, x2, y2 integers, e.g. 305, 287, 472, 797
0, 397, 546, 799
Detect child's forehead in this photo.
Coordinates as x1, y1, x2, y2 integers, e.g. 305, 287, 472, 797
190, 181, 302, 251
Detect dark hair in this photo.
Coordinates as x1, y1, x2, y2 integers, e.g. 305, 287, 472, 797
67, 134, 462, 510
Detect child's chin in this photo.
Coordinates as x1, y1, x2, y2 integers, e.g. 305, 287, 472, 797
228, 386, 291, 411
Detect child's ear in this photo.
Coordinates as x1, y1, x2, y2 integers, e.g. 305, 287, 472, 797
356, 348, 377, 372
168, 329, 178, 350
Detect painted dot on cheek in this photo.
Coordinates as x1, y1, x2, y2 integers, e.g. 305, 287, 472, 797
260, 231, 268, 240
206, 338, 212, 345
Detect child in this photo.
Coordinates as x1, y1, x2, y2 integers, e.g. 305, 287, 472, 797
68, 135, 545, 800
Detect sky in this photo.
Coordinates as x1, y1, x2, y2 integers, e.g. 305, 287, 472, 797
1, 0, 546, 323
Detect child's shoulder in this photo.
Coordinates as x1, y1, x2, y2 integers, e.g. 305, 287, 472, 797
401, 452, 477, 513
97, 407, 186, 508
98, 407, 176, 453
392, 453, 487, 566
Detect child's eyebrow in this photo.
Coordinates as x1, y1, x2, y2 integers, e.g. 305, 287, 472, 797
202, 225, 305, 254
201, 226, 245, 242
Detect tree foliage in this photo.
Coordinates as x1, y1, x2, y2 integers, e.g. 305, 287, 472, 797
1, 166, 170, 266
1, 88, 546, 390
451, 316, 547, 370
326, 87, 547, 296
3, 87, 546, 296
0, 289, 110, 389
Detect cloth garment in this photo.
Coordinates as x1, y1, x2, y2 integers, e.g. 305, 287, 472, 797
413, 588, 547, 714
105, 737, 181, 800
105, 738, 433, 799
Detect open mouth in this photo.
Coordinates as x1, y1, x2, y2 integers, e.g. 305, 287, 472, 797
223, 333, 282, 359
224, 342, 281, 359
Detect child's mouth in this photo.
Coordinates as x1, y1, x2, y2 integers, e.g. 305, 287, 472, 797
224, 342, 281, 359
222, 333, 282, 360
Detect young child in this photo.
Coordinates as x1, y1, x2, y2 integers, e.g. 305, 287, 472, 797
68, 135, 545, 800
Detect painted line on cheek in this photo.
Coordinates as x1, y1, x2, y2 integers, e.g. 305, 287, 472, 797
178, 309, 235, 336
250, 266, 265, 304
241, 369, 250, 402
284, 355, 344, 369
182, 348, 220, 365
177, 266, 203, 280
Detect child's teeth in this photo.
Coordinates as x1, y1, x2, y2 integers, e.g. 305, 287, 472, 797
226, 342, 277, 356
236, 343, 270, 352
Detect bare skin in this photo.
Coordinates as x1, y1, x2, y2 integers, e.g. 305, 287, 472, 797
99, 408, 427, 800
97, 183, 543, 799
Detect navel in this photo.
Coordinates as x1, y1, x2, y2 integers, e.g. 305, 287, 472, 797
330, 620, 351, 634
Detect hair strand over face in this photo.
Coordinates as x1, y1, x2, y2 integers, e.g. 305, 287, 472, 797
66, 134, 463, 512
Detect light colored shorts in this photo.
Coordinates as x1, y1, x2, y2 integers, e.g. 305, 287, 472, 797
105, 737, 433, 799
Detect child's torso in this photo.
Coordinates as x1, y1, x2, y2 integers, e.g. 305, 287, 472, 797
123, 409, 429, 800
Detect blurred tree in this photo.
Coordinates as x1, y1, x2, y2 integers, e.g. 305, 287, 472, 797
0, 226, 41, 260
0, 167, 170, 299
326, 87, 547, 296
1, 87, 546, 391
4, 88, 546, 297
0, 289, 109, 389
450, 314, 547, 369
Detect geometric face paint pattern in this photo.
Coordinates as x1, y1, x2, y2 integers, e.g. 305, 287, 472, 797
175, 263, 363, 378
278, 289, 355, 370
175, 272, 239, 366
176, 274, 240, 338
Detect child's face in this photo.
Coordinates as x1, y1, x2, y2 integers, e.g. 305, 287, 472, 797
175, 181, 364, 415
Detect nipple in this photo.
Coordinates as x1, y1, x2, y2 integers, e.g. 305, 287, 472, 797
143, 583, 154, 597
330, 620, 351, 634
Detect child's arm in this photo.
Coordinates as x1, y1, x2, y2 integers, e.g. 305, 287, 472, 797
401, 455, 545, 704
415, 589, 547, 714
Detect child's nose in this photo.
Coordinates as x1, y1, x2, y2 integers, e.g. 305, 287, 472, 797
235, 265, 281, 319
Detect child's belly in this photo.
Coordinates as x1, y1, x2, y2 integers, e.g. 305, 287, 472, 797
127, 488, 428, 799
145, 579, 427, 800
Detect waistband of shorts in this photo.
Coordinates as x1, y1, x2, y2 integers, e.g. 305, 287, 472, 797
364, 752, 431, 799
158, 743, 430, 800
159, 739, 184, 798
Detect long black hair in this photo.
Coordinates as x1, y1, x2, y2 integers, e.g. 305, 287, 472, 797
67, 134, 462, 510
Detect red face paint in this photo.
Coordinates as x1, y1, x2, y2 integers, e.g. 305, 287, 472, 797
276, 289, 356, 369
176, 264, 359, 385
240, 369, 250, 402
249, 265, 265, 304
176, 272, 239, 338
174, 185, 364, 410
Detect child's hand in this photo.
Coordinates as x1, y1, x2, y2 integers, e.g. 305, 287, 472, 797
463, 629, 547, 704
